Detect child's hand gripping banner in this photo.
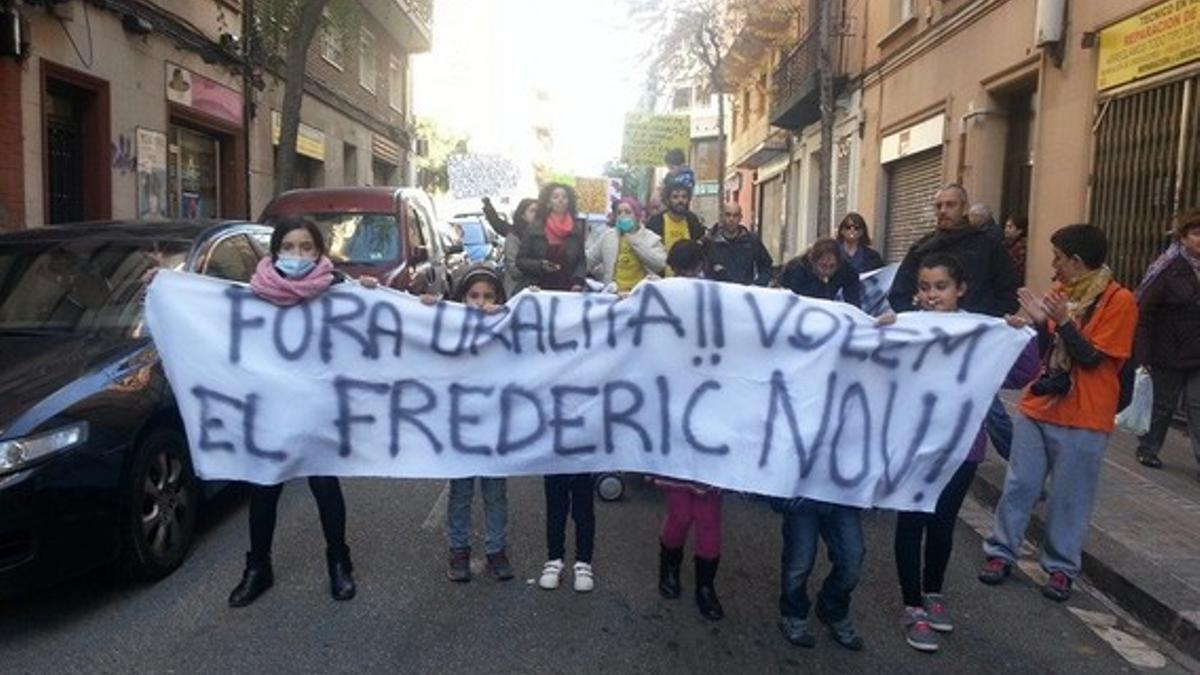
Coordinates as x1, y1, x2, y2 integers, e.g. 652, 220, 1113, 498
145, 273, 1032, 512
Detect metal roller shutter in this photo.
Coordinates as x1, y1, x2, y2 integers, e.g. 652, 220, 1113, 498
1090, 73, 1198, 287
883, 148, 943, 262
759, 175, 786, 261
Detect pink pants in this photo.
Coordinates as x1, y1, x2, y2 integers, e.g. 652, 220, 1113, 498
659, 485, 723, 559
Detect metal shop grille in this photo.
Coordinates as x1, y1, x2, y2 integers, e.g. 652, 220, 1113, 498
884, 147, 943, 262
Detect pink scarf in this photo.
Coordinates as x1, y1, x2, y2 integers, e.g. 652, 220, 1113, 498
250, 256, 335, 306
545, 213, 574, 246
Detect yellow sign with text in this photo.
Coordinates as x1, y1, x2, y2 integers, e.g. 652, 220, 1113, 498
621, 113, 691, 166
270, 111, 327, 161
1097, 0, 1200, 90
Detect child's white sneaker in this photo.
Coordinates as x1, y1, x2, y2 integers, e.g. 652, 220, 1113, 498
573, 562, 594, 593
538, 559, 564, 590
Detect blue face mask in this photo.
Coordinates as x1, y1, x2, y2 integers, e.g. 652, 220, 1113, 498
616, 216, 637, 234
275, 255, 317, 278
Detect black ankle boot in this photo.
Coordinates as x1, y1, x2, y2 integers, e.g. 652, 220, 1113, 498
228, 553, 274, 608
327, 545, 356, 601
694, 556, 724, 621
658, 543, 683, 599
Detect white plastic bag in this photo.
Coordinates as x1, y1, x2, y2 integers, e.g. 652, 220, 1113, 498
1115, 367, 1153, 435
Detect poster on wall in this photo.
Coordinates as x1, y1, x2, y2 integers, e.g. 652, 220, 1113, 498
136, 128, 168, 220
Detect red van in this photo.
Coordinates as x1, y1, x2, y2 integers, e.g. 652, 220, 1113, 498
259, 187, 454, 295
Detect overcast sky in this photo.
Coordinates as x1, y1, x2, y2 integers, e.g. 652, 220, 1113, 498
413, 0, 646, 176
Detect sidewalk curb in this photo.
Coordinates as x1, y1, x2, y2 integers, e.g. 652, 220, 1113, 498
970, 469, 1200, 661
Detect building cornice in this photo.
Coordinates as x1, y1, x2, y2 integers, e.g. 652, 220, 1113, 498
862, 0, 1008, 89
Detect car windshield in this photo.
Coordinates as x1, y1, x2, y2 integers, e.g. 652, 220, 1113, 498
0, 239, 189, 335
276, 213, 402, 266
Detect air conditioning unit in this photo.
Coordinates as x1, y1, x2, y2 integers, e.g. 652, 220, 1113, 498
1035, 0, 1066, 46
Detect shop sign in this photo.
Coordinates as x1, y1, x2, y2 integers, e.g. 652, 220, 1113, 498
1098, 0, 1200, 91
271, 110, 326, 161
880, 115, 944, 165
165, 63, 243, 128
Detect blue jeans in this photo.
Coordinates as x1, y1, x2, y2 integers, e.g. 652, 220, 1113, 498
983, 414, 1107, 577
778, 500, 865, 622
985, 396, 1013, 461
446, 478, 508, 554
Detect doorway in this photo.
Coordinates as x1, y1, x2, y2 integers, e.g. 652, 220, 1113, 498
41, 61, 110, 224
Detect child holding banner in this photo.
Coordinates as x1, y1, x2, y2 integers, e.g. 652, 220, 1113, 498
891, 253, 1039, 653
652, 240, 724, 621
228, 217, 358, 608
427, 266, 516, 583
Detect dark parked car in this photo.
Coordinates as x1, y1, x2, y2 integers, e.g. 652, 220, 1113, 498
259, 187, 457, 296
0, 220, 273, 597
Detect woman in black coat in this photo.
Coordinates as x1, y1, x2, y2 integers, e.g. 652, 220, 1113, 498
515, 183, 588, 293
780, 237, 863, 308
1133, 210, 1200, 472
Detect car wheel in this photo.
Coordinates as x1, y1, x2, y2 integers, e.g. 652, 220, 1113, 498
118, 427, 198, 581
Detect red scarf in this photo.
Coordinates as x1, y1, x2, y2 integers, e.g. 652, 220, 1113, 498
250, 256, 335, 306
544, 213, 574, 246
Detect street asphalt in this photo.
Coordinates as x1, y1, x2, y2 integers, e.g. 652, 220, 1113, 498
0, 476, 1194, 674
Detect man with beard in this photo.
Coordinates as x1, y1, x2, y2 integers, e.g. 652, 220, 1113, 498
647, 176, 706, 257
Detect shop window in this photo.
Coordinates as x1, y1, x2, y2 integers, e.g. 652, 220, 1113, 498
167, 125, 220, 219
359, 28, 377, 93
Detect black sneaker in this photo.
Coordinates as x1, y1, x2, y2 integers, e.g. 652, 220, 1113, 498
779, 617, 816, 648
447, 548, 470, 582
1136, 452, 1163, 469
816, 606, 865, 651
486, 550, 514, 581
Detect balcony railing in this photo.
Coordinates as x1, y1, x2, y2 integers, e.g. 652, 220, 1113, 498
769, 25, 843, 130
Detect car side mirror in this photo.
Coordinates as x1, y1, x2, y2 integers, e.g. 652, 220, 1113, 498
409, 245, 430, 265
446, 242, 464, 255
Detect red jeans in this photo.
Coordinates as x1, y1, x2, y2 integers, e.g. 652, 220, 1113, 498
659, 485, 722, 559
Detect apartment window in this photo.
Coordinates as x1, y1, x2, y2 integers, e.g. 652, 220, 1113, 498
693, 85, 712, 109
671, 87, 692, 112
319, 10, 344, 69
389, 56, 405, 112
359, 28, 377, 93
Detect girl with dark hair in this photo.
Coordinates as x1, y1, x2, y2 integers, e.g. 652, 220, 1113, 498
489, 197, 537, 296
516, 183, 588, 293
1004, 215, 1029, 281
780, 237, 864, 308
892, 253, 1038, 653
836, 213, 884, 273
229, 217, 362, 607
422, 265, 516, 583
515, 183, 595, 592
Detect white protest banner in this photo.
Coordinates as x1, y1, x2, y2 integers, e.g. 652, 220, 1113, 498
145, 273, 1032, 511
